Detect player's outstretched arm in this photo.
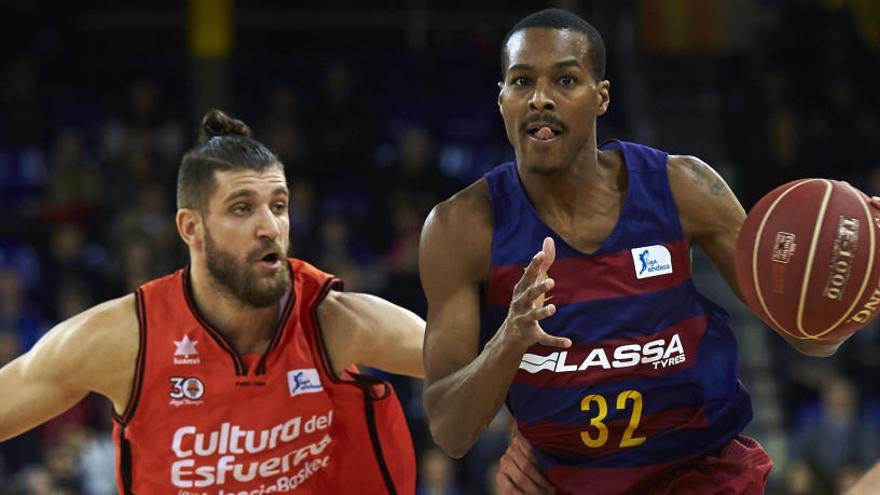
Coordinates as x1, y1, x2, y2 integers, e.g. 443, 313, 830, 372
317, 291, 426, 378
0, 295, 137, 441
419, 183, 571, 458
668, 155, 844, 356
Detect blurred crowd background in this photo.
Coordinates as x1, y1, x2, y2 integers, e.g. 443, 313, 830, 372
1, 0, 879, 494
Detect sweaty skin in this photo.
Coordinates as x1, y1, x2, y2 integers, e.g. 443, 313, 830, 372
420, 27, 842, 460
0, 168, 425, 443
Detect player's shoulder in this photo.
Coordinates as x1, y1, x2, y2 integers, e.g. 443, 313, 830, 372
665, 154, 743, 239
666, 154, 712, 185
666, 154, 734, 201
428, 177, 492, 230
315, 289, 356, 325
77, 293, 138, 329
317, 290, 388, 331
421, 178, 493, 272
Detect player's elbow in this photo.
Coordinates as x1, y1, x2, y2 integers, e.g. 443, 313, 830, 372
427, 420, 472, 459
423, 385, 477, 458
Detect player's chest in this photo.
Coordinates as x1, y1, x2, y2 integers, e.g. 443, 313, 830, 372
144, 332, 331, 414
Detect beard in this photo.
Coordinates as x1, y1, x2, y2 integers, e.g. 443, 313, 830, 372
204, 228, 290, 308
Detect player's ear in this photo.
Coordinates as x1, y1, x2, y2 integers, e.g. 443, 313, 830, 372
497, 81, 504, 113
176, 208, 204, 249
596, 80, 610, 116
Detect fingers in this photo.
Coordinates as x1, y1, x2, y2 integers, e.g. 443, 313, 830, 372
518, 238, 557, 293
495, 471, 527, 495
497, 448, 553, 495
509, 435, 556, 492
515, 278, 555, 312
526, 303, 556, 321
534, 330, 571, 349
542, 237, 556, 267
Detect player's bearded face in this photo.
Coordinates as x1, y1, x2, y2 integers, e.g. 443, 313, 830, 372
204, 226, 290, 308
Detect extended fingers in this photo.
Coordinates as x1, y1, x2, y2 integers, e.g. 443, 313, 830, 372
514, 278, 555, 311
509, 435, 556, 492
518, 238, 557, 291
526, 303, 556, 321
535, 330, 571, 349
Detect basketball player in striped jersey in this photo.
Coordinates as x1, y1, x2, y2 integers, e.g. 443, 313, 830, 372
4, 109, 570, 494
420, 8, 851, 495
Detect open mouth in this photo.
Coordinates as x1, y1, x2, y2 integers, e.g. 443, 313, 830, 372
258, 252, 282, 268
526, 124, 562, 141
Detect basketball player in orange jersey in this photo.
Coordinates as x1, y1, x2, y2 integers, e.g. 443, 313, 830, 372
0, 110, 535, 494
420, 8, 858, 495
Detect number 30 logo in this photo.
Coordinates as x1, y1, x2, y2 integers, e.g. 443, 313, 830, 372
169, 377, 205, 400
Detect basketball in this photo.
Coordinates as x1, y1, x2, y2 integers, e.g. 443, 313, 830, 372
735, 179, 880, 342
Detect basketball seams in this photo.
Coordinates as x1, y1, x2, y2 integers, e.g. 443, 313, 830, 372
796, 180, 833, 337
751, 179, 816, 338
807, 185, 876, 339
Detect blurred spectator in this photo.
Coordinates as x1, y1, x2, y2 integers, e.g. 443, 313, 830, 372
40, 223, 108, 317
13, 465, 57, 495
0, 330, 20, 368
789, 376, 880, 493
417, 448, 462, 495
0, 267, 48, 351
44, 131, 100, 221
288, 179, 319, 258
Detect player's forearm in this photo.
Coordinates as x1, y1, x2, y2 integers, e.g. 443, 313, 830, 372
424, 330, 528, 458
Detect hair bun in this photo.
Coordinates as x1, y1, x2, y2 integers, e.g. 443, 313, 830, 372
198, 109, 252, 143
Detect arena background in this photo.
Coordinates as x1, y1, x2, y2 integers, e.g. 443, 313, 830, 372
1, 0, 879, 493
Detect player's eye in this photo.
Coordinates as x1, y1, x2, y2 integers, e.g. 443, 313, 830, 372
513, 77, 530, 87
272, 202, 288, 213
559, 75, 576, 86
232, 204, 250, 215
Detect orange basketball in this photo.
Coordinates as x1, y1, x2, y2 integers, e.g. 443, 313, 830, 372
734, 179, 880, 342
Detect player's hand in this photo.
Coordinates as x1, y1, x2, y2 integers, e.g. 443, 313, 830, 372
501, 237, 572, 351
496, 431, 556, 494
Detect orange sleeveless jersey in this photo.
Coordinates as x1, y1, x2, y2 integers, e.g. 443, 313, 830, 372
112, 259, 416, 494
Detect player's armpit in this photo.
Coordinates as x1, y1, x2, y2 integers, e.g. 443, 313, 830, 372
0, 295, 138, 441
317, 290, 425, 378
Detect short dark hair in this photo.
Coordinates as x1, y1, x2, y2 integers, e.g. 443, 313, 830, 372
501, 8, 606, 82
177, 109, 282, 212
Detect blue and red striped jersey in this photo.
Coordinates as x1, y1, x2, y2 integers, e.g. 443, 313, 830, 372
481, 140, 752, 493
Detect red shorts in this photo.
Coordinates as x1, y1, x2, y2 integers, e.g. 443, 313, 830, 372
549, 436, 773, 495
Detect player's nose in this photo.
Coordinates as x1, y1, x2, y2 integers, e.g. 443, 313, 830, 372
255, 205, 282, 240
528, 82, 555, 112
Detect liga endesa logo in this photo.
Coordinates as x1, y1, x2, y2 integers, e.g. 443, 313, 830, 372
631, 245, 673, 279
170, 410, 334, 491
